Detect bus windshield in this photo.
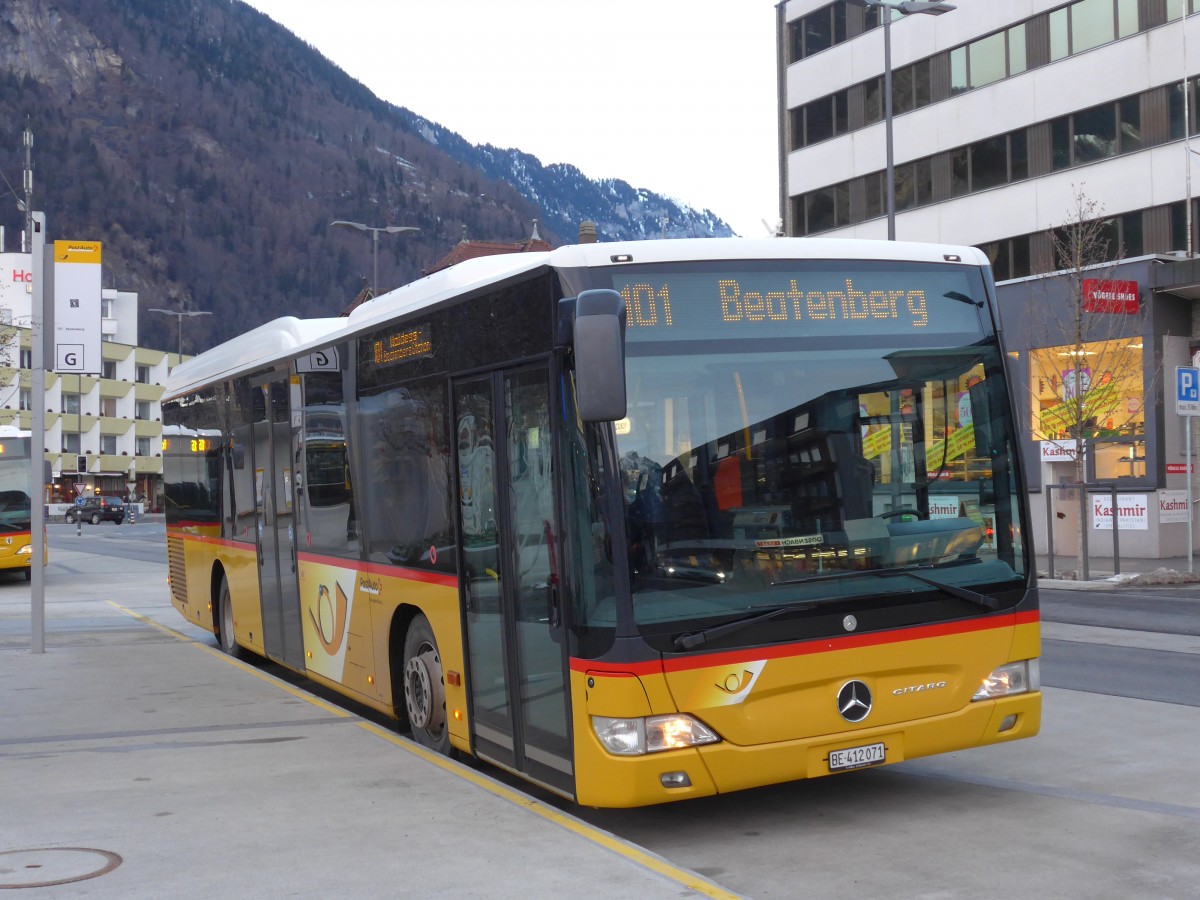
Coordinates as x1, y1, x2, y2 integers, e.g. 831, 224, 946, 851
599, 260, 1027, 633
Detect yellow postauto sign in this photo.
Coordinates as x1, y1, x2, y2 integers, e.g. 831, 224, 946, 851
54, 241, 102, 264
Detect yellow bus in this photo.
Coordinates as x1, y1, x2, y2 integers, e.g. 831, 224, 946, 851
0, 428, 40, 581
163, 238, 1040, 807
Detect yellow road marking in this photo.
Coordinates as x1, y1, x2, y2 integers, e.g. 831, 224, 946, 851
107, 601, 741, 899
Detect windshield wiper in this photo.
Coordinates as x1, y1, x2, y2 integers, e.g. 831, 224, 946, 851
674, 599, 830, 651
673, 566, 1004, 652
773, 565, 1002, 612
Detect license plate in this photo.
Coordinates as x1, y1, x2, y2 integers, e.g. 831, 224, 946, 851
829, 742, 886, 772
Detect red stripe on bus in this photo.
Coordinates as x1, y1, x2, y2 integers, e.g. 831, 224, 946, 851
570, 610, 1041, 676
296, 552, 458, 588
164, 532, 458, 589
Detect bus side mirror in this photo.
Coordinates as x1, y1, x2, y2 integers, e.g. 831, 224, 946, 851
571, 289, 627, 422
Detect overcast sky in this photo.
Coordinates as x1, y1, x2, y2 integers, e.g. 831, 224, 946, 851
241, 0, 782, 239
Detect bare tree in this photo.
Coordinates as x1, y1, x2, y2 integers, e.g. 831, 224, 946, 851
1027, 187, 1155, 575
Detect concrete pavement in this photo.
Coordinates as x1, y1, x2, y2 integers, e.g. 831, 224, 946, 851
0, 546, 737, 898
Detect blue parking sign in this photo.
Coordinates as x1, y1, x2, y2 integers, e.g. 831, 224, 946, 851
1176, 366, 1200, 415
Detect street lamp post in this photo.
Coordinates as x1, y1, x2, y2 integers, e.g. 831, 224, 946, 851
846, 0, 956, 240
328, 221, 419, 297
148, 308, 212, 360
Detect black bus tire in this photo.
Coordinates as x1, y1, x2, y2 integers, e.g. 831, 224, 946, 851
402, 614, 451, 755
218, 576, 247, 660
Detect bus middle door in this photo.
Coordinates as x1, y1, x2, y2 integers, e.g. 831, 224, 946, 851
251, 375, 305, 671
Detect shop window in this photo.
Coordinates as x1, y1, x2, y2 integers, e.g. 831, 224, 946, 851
1029, 339, 1144, 448
1092, 438, 1146, 480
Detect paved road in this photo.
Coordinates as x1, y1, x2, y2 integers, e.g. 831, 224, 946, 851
8, 535, 1200, 898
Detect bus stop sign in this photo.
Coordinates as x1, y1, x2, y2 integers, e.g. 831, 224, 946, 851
1176, 366, 1200, 416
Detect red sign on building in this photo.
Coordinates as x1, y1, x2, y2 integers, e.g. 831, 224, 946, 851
1082, 278, 1139, 314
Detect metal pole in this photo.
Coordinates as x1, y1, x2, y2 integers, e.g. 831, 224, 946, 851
1045, 486, 1056, 579
371, 229, 379, 297
1190, 414, 1195, 573
1185, 8, 1193, 255
884, 8, 896, 240
1110, 484, 1120, 576
1079, 482, 1089, 582
178, 314, 183, 359
30, 211, 46, 654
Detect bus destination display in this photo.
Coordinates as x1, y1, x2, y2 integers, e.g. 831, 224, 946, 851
613, 268, 983, 341
372, 323, 433, 368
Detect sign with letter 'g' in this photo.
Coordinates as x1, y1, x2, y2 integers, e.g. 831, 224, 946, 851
54, 240, 102, 375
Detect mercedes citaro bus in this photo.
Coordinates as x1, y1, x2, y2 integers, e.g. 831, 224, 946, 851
163, 238, 1039, 807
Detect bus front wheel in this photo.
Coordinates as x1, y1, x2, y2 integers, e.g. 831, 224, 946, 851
402, 615, 450, 755
217, 576, 247, 660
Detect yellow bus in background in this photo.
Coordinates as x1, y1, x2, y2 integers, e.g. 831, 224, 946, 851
163, 238, 1040, 807
0, 428, 42, 581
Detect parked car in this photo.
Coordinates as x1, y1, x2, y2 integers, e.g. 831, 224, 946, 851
65, 496, 126, 525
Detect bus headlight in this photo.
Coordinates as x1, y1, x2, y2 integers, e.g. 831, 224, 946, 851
972, 659, 1040, 701
592, 714, 720, 755
17, 545, 32, 556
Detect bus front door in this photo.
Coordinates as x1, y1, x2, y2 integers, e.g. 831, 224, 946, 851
455, 365, 573, 797
251, 376, 305, 671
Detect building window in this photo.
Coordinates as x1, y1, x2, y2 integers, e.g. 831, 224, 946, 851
788, 2, 848, 63
63, 433, 81, 454
101, 298, 114, 319
102, 360, 117, 379
19, 388, 31, 411
20, 349, 31, 369
136, 436, 152, 457
136, 365, 151, 384
135, 400, 151, 420
100, 435, 117, 456
64, 394, 80, 415
100, 397, 117, 417
1029, 340, 1144, 448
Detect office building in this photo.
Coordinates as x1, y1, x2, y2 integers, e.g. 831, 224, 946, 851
779, 0, 1200, 559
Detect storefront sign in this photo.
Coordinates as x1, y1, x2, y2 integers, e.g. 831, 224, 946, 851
1159, 490, 1191, 524
1166, 463, 1195, 474
1040, 440, 1078, 461
1082, 278, 1139, 314
928, 496, 960, 519
1092, 494, 1149, 530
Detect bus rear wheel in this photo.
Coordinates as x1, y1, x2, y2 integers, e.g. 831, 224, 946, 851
217, 576, 247, 660
402, 614, 450, 755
